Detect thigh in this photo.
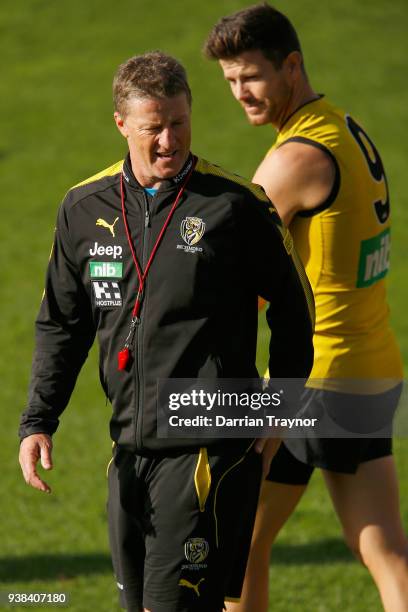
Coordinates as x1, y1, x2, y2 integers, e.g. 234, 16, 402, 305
285, 384, 401, 473
251, 479, 308, 548
323, 455, 406, 552
217, 445, 263, 601
107, 449, 146, 612
144, 444, 262, 612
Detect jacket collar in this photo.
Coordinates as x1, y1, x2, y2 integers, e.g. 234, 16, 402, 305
122, 153, 194, 193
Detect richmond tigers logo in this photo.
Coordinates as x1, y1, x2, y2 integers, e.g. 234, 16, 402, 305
180, 217, 206, 246
184, 537, 209, 564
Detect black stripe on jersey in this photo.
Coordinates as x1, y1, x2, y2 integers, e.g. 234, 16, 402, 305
278, 136, 340, 218
279, 94, 325, 131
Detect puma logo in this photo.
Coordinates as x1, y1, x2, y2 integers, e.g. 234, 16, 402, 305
96, 217, 119, 237
178, 578, 205, 597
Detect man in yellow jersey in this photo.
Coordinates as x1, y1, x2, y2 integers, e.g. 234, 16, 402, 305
205, 4, 408, 612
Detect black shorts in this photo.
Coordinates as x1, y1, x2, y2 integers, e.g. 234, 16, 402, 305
267, 385, 402, 484
107, 443, 262, 612
267, 437, 393, 485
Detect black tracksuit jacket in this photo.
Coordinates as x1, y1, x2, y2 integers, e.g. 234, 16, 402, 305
19, 154, 314, 453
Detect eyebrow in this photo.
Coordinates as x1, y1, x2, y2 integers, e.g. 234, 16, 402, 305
140, 114, 188, 128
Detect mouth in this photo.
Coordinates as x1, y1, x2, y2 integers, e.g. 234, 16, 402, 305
156, 151, 178, 160
243, 102, 263, 113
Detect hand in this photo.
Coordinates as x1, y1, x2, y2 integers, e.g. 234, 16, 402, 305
19, 433, 53, 493
254, 437, 281, 479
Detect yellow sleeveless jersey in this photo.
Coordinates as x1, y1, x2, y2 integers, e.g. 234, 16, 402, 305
268, 97, 403, 389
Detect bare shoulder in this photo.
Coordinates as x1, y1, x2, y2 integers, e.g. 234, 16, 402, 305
253, 140, 336, 225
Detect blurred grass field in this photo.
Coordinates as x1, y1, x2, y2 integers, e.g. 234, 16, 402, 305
1, 0, 407, 610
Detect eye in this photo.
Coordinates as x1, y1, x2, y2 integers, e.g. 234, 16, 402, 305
146, 126, 161, 134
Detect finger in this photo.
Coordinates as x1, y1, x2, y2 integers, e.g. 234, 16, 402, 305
19, 438, 52, 493
26, 470, 51, 494
19, 445, 39, 482
20, 454, 51, 493
254, 438, 266, 454
40, 440, 53, 470
20, 455, 51, 493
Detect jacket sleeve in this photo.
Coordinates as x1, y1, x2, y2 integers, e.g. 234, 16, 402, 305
243, 193, 315, 379
19, 197, 96, 440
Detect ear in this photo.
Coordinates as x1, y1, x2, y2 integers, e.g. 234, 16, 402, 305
285, 51, 303, 77
114, 111, 128, 138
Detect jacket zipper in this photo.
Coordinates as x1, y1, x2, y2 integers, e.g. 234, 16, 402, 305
135, 191, 151, 449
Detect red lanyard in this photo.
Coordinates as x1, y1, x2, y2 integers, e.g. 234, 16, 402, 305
118, 158, 196, 371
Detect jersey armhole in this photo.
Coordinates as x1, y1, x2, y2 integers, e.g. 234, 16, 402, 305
278, 136, 340, 218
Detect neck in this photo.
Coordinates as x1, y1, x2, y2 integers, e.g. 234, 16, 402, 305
130, 161, 163, 189
276, 81, 318, 131
129, 152, 191, 189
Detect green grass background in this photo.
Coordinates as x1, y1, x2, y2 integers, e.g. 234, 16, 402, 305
1, 0, 407, 610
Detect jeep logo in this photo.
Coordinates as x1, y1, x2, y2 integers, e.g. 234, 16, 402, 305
89, 242, 122, 259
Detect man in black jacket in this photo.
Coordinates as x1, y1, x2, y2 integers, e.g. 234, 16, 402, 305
19, 51, 314, 612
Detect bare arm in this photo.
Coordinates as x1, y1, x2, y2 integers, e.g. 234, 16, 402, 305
253, 140, 336, 226
243, 186, 315, 478
253, 141, 331, 474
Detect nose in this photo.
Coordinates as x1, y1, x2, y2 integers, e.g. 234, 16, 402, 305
232, 80, 248, 102
158, 128, 176, 151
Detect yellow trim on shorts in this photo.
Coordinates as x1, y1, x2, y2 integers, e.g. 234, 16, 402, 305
106, 457, 114, 478
194, 447, 212, 512
213, 441, 255, 548
105, 441, 116, 478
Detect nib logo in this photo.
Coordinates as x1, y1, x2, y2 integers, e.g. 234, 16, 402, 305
90, 262, 123, 278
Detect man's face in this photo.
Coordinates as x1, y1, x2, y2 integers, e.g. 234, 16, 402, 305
219, 49, 293, 128
114, 93, 191, 187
